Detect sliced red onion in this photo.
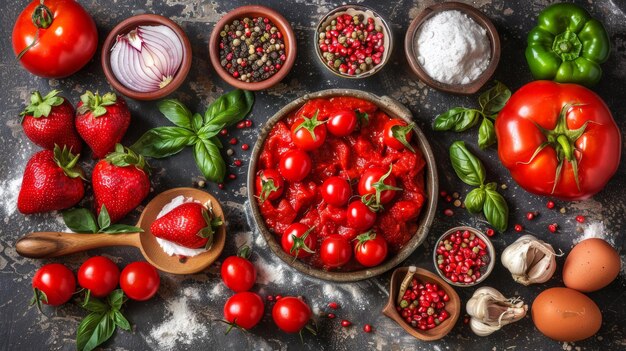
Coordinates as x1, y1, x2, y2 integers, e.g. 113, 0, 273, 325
110, 25, 184, 92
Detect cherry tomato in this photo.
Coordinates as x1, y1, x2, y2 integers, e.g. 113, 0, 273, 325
255, 169, 284, 202
290, 112, 327, 150
346, 201, 377, 231
279, 149, 312, 182
224, 292, 265, 330
119, 262, 160, 301
221, 247, 256, 292
31, 263, 75, 306
358, 167, 400, 204
383, 120, 414, 151
12, 0, 98, 78
354, 231, 388, 267
272, 296, 312, 333
78, 256, 120, 298
327, 109, 358, 137
320, 234, 352, 268
321, 176, 351, 206
281, 223, 317, 259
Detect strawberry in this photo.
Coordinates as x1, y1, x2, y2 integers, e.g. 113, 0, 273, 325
92, 144, 150, 223
150, 202, 222, 249
18, 145, 85, 214
76, 91, 131, 159
21, 90, 83, 152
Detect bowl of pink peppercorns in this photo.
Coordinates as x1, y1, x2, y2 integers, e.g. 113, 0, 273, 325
433, 226, 495, 287
315, 5, 392, 78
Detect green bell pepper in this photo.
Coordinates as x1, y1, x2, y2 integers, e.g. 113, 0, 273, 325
525, 3, 610, 87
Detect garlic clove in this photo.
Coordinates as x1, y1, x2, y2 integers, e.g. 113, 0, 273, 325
501, 235, 557, 285
466, 286, 528, 336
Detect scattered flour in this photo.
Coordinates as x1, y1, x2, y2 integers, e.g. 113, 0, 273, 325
0, 176, 22, 218
149, 286, 207, 351
574, 222, 614, 246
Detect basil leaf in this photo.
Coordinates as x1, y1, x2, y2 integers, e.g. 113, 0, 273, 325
100, 224, 143, 234
194, 139, 226, 183
449, 141, 486, 187
211, 136, 223, 149
113, 310, 131, 331
107, 289, 125, 311
197, 123, 224, 141
433, 108, 480, 132
131, 127, 197, 158
82, 298, 108, 314
464, 187, 486, 214
63, 208, 98, 233
479, 81, 511, 115
77, 312, 115, 351
478, 117, 497, 149
191, 113, 203, 132
204, 89, 254, 127
157, 99, 193, 129
97, 205, 111, 231
483, 184, 509, 231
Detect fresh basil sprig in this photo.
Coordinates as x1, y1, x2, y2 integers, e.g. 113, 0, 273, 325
434, 81, 511, 149
63, 205, 143, 234
131, 89, 254, 183
449, 141, 509, 231
77, 289, 130, 351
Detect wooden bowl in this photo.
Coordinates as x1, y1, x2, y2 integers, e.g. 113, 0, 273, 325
102, 14, 192, 101
314, 4, 393, 79
247, 89, 438, 282
404, 2, 500, 94
382, 266, 461, 341
433, 226, 496, 287
208, 5, 296, 91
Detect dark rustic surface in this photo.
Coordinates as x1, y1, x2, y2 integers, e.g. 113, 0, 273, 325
1, 1, 625, 350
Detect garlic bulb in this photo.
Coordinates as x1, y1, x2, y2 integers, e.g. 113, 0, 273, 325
466, 287, 528, 336
501, 234, 557, 285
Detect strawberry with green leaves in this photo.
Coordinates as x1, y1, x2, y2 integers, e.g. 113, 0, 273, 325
151, 202, 222, 249
18, 145, 85, 214
92, 144, 150, 223
21, 90, 83, 152
76, 91, 131, 159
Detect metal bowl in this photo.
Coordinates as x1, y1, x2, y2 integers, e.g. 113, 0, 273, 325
247, 89, 438, 282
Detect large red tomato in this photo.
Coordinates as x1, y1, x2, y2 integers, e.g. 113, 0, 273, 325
496, 81, 621, 200
12, 0, 98, 78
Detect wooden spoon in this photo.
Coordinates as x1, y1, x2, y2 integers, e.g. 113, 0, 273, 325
15, 188, 226, 275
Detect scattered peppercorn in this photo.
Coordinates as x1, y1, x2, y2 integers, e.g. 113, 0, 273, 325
341, 319, 352, 327
443, 209, 454, 217
440, 191, 448, 197
546, 200, 555, 209
234, 159, 243, 167
218, 183, 225, 189
229, 137, 238, 145
241, 143, 250, 151
548, 223, 558, 233
197, 180, 206, 188
220, 129, 228, 136
228, 174, 237, 180
514, 224, 523, 232
327, 313, 336, 319
485, 228, 495, 237
236, 121, 246, 129
575, 215, 585, 223
526, 211, 537, 220
363, 324, 372, 333
266, 295, 274, 301
245, 120, 253, 128
328, 302, 339, 310
275, 295, 282, 300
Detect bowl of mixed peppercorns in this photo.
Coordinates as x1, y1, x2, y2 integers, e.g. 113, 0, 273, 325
315, 5, 393, 78
209, 5, 297, 90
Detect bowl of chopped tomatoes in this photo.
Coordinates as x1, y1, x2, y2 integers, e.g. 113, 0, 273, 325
247, 89, 438, 281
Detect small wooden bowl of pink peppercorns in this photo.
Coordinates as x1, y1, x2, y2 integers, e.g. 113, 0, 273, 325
433, 226, 496, 287
315, 5, 393, 78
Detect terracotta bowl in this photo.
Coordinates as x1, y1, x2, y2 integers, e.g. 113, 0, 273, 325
404, 2, 501, 94
102, 14, 192, 101
433, 226, 496, 287
382, 266, 461, 341
208, 5, 296, 91
247, 89, 438, 282
315, 4, 393, 79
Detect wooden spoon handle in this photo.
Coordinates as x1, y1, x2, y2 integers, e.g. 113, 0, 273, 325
16, 232, 141, 258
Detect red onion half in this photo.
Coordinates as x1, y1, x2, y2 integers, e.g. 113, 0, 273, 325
110, 25, 184, 92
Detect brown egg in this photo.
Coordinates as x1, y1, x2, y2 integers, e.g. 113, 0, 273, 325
532, 287, 601, 342
563, 238, 620, 292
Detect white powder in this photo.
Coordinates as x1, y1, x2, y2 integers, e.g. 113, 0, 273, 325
149, 286, 207, 350
415, 10, 491, 84
0, 176, 22, 219
574, 221, 614, 246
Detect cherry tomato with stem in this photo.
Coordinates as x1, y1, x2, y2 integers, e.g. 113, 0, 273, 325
383, 120, 416, 152
291, 110, 326, 151
119, 261, 160, 301
353, 231, 388, 267
78, 256, 120, 298
327, 109, 358, 137
358, 165, 402, 206
321, 176, 351, 206
255, 169, 284, 203
279, 149, 312, 182
281, 223, 317, 260
31, 263, 75, 310
346, 200, 377, 231
320, 234, 352, 268
221, 246, 256, 292
223, 292, 265, 332
272, 296, 313, 334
